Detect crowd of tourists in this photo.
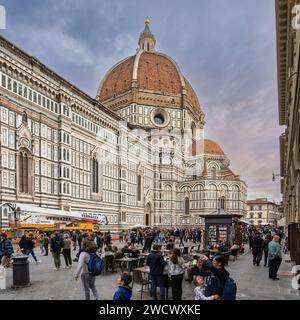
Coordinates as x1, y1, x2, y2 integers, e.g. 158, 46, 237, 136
0, 225, 288, 300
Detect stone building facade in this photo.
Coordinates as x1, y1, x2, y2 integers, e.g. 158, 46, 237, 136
246, 198, 281, 226
276, 0, 300, 264
0, 20, 247, 230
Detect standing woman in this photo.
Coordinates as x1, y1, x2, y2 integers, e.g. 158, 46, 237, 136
262, 233, 272, 267
168, 248, 185, 300
40, 234, 45, 254
62, 234, 72, 268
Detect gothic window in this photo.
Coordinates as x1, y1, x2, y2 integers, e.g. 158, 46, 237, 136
137, 175, 142, 201
22, 111, 28, 124
220, 196, 225, 209
211, 167, 216, 179
250, 213, 254, 219
19, 151, 29, 193
92, 157, 99, 193
184, 197, 190, 215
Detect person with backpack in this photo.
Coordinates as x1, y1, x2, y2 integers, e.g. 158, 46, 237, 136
26, 233, 41, 264
0, 233, 14, 267
200, 255, 237, 300
50, 232, 63, 270
113, 272, 132, 300
18, 234, 28, 255
74, 240, 100, 300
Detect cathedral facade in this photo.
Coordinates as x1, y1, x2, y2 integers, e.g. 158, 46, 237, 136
0, 20, 247, 230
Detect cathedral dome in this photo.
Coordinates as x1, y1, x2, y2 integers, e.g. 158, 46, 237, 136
204, 139, 225, 156
96, 18, 201, 113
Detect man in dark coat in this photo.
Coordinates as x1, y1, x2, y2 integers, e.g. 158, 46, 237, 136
252, 233, 263, 266
146, 244, 166, 300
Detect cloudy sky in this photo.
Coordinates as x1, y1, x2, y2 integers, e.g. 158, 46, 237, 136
0, 0, 282, 202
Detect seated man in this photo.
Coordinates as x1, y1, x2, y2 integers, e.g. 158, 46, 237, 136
112, 246, 124, 260
121, 243, 133, 255
101, 247, 115, 272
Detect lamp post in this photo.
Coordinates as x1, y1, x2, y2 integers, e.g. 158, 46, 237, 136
5, 203, 21, 238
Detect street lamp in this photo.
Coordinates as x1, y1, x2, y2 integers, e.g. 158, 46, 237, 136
3, 203, 21, 237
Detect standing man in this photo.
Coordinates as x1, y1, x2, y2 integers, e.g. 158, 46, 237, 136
146, 244, 166, 300
26, 233, 41, 264
43, 233, 50, 256
262, 233, 272, 267
179, 229, 184, 247
50, 232, 63, 270
268, 235, 282, 280
71, 232, 77, 251
252, 232, 263, 266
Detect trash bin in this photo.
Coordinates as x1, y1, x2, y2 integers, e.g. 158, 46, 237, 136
12, 254, 30, 288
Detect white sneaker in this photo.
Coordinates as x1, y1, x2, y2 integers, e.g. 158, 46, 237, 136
36, 260, 41, 264
53, 267, 58, 270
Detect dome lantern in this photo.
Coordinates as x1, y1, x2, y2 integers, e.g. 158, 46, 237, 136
138, 16, 156, 52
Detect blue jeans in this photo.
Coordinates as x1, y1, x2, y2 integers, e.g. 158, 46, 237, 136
151, 275, 165, 300
26, 249, 37, 262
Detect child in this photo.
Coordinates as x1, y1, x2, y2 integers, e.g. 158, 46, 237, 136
113, 272, 133, 300
194, 275, 220, 300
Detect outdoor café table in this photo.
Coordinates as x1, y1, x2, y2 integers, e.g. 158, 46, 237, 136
139, 252, 150, 257
116, 257, 138, 271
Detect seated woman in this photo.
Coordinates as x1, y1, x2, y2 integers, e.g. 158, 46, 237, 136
200, 255, 230, 298
121, 243, 133, 255
112, 246, 124, 260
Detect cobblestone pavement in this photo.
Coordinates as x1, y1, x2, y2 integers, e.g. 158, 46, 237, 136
0, 242, 299, 300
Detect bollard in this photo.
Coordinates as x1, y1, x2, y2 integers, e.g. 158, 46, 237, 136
0, 265, 6, 289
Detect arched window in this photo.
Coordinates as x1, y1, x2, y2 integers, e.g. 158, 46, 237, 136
250, 213, 254, 219
147, 42, 150, 51
22, 111, 28, 124
211, 167, 216, 179
184, 197, 190, 215
19, 151, 29, 193
220, 196, 225, 209
191, 123, 196, 156
92, 157, 99, 193
137, 175, 142, 201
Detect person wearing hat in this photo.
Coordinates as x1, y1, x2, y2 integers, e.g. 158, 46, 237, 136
74, 240, 99, 300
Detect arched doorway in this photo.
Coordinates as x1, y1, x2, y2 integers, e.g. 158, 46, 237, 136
145, 203, 151, 226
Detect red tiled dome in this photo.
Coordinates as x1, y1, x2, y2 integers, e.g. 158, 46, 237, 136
97, 51, 201, 111
204, 139, 225, 155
